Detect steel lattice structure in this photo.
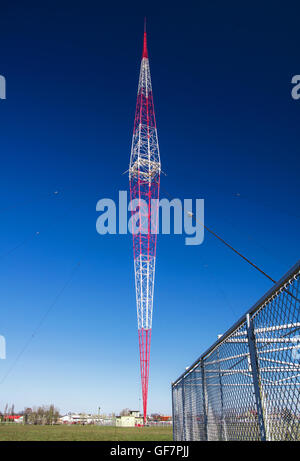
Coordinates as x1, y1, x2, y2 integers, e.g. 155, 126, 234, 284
172, 261, 300, 441
129, 24, 161, 423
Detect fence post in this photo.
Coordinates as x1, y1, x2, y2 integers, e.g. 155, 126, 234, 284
171, 383, 175, 441
217, 345, 228, 441
246, 313, 266, 441
182, 377, 186, 440
200, 359, 208, 441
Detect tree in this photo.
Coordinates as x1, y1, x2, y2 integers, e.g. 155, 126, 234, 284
26, 405, 60, 425
120, 408, 130, 416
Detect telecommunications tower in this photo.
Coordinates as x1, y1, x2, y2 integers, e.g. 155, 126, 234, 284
129, 22, 161, 423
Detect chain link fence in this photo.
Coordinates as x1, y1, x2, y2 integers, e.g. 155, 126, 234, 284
172, 261, 300, 441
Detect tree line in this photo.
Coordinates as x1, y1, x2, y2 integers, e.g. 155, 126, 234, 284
0, 404, 60, 425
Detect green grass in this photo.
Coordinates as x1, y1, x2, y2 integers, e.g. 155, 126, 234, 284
0, 424, 173, 441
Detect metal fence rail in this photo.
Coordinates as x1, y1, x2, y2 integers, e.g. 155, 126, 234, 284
172, 261, 300, 441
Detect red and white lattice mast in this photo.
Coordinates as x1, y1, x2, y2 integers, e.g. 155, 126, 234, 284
129, 21, 161, 424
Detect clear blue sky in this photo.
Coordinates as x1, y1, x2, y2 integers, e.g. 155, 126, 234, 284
0, 1, 299, 415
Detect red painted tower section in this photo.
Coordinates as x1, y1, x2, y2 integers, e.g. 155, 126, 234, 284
129, 23, 161, 424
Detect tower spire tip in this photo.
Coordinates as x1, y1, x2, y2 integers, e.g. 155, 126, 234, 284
142, 17, 148, 58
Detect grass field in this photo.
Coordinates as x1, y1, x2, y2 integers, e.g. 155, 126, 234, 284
0, 424, 173, 441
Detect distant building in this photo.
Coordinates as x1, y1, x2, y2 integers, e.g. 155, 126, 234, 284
3, 415, 23, 423
59, 414, 101, 425
59, 414, 77, 424
115, 410, 144, 427
147, 414, 172, 426
58, 413, 114, 425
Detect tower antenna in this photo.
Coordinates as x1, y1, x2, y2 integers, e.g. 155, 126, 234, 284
129, 21, 161, 424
